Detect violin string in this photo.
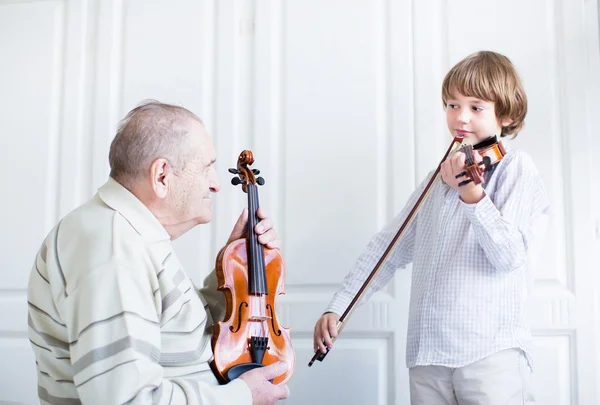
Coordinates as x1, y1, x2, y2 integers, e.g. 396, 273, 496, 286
257, 185, 266, 298
252, 185, 259, 294
251, 184, 258, 296
249, 183, 256, 324
251, 184, 259, 338
254, 182, 267, 336
253, 184, 261, 295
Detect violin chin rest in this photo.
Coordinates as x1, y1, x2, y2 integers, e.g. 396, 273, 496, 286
227, 362, 272, 383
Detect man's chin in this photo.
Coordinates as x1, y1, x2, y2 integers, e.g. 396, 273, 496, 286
195, 213, 213, 225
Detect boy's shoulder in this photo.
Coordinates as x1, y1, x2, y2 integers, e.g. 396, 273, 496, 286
498, 147, 540, 175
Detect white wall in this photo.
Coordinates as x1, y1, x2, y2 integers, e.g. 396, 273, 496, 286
0, 1, 599, 404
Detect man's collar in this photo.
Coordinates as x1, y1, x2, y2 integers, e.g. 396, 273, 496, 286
97, 177, 171, 242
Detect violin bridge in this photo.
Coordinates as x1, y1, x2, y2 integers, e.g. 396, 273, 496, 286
249, 315, 271, 322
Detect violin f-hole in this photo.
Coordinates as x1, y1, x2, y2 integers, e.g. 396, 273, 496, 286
266, 304, 282, 336
229, 302, 248, 333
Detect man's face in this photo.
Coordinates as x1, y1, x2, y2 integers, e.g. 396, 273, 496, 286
168, 120, 220, 225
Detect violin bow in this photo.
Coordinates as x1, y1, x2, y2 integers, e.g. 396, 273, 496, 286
308, 135, 465, 367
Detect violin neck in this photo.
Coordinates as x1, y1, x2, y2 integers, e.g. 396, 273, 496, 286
247, 184, 268, 295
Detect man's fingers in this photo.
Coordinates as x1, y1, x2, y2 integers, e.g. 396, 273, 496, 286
273, 383, 290, 400
261, 361, 288, 380
275, 383, 290, 400
256, 207, 269, 220
237, 207, 249, 225
227, 208, 248, 243
257, 229, 277, 245
265, 239, 281, 249
255, 216, 274, 235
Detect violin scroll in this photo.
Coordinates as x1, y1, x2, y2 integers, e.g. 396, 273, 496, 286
228, 150, 265, 190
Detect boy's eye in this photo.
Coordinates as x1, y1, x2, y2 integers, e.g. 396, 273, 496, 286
472, 106, 483, 112
448, 103, 458, 109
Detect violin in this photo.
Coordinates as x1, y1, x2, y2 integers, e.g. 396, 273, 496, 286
455, 135, 506, 186
308, 135, 505, 367
210, 150, 295, 385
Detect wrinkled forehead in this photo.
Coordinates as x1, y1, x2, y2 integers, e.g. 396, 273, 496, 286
188, 119, 216, 165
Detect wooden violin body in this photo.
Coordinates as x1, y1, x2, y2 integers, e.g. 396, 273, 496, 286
210, 150, 295, 385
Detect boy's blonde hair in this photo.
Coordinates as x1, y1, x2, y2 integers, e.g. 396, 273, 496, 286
441, 51, 527, 138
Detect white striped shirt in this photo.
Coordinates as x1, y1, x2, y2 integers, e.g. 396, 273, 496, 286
326, 148, 551, 369
27, 177, 252, 404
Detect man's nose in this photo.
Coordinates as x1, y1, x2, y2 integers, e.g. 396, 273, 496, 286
210, 175, 221, 193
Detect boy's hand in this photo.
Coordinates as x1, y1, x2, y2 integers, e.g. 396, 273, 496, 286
441, 150, 485, 204
313, 312, 340, 354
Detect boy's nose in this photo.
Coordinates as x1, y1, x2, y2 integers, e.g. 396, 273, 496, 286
457, 110, 471, 123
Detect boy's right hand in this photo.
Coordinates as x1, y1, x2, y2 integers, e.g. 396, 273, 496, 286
239, 361, 290, 405
313, 312, 341, 354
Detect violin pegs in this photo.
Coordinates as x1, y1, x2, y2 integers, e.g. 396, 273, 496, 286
256, 177, 265, 186
252, 169, 260, 175
231, 177, 242, 186
228, 168, 239, 174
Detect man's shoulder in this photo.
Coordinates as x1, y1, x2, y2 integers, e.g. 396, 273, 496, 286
54, 194, 152, 289
59, 193, 133, 251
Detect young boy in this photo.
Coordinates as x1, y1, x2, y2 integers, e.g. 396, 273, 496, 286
313, 51, 550, 404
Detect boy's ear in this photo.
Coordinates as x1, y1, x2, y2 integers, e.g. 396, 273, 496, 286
501, 117, 513, 127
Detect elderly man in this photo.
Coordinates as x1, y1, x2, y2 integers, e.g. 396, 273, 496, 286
27, 101, 289, 405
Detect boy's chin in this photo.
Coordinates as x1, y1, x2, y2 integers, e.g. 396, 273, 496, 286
450, 133, 476, 143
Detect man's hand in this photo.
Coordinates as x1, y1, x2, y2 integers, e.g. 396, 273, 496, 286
239, 362, 290, 405
440, 150, 485, 204
313, 312, 340, 354
226, 208, 281, 249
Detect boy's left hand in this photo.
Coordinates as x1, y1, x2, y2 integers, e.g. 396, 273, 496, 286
226, 207, 282, 249
441, 150, 486, 204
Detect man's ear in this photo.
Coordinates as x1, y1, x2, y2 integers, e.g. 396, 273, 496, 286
150, 158, 171, 199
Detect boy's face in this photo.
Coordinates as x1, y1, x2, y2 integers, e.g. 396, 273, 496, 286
445, 90, 512, 144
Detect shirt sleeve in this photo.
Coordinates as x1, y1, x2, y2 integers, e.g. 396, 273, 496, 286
325, 170, 437, 316
60, 261, 252, 405
460, 150, 551, 273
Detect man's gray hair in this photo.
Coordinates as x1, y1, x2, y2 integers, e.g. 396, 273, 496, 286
108, 100, 203, 186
